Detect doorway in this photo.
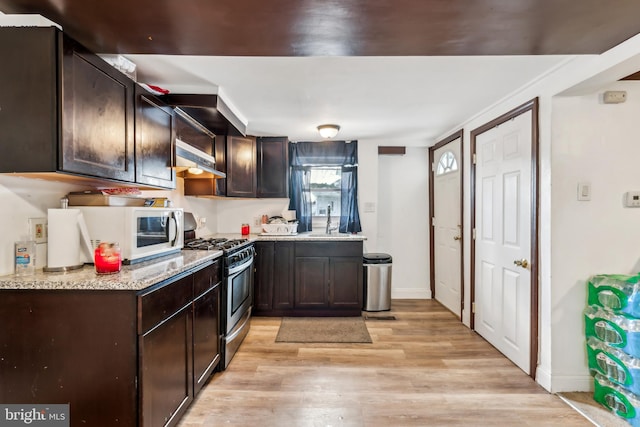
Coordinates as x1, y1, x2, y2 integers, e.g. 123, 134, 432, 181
429, 130, 464, 317
470, 98, 539, 377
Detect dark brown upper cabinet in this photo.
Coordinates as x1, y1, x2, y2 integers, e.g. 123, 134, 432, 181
0, 27, 175, 189
0, 27, 135, 183
135, 86, 176, 189
226, 135, 257, 197
185, 135, 289, 198
257, 136, 289, 198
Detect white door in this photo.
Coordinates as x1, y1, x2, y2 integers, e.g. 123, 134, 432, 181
433, 139, 462, 316
474, 111, 532, 374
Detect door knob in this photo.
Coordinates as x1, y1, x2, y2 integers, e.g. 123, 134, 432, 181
453, 235, 461, 241
513, 259, 529, 269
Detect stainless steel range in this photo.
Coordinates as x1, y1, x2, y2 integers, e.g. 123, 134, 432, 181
184, 237, 254, 369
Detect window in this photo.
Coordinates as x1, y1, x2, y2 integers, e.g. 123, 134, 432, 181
289, 140, 361, 233
310, 167, 341, 221
436, 150, 458, 175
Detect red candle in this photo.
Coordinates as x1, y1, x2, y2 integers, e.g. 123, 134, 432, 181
241, 223, 250, 235
94, 243, 122, 274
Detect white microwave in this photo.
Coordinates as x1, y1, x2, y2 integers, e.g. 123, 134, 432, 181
77, 206, 184, 264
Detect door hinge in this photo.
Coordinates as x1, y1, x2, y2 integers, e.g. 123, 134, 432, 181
431, 162, 436, 172
431, 217, 435, 226
472, 228, 476, 240
472, 302, 476, 313
472, 153, 477, 164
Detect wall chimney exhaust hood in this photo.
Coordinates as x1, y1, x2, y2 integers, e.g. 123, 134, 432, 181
162, 94, 247, 137
173, 107, 226, 178
175, 138, 226, 178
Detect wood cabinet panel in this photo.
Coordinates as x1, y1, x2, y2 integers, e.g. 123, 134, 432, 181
61, 35, 135, 181
0, 290, 138, 427
254, 241, 275, 312
330, 257, 363, 309
193, 283, 221, 394
257, 137, 289, 198
135, 88, 176, 188
140, 305, 193, 427
227, 135, 257, 197
139, 275, 193, 334
273, 241, 295, 309
295, 257, 330, 309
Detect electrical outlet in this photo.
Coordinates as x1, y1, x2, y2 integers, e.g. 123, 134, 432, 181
28, 217, 47, 243
254, 217, 261, 227
603, 91, 627, 104
198, 217, 207, 228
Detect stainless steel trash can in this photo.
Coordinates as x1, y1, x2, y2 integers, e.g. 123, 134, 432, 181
363, 253, 392, 311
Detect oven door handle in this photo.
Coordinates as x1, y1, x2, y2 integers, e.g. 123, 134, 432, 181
227, 256, 254, 276
226, 309, 251, 341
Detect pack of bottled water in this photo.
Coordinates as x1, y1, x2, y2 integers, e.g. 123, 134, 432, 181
588, 274, 640, 317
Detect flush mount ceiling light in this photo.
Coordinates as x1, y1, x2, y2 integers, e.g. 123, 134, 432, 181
317, 124, 340, 139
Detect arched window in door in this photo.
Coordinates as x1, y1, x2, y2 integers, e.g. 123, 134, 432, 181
436, 150, 458, 175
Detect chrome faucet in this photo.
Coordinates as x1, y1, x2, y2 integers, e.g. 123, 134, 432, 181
326, 204, 338, 234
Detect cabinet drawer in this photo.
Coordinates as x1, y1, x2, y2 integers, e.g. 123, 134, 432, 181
295, 241, 363, 257
139, 275, 193, 334
193, 259, 221, 297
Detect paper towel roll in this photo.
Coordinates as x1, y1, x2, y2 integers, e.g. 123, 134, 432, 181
46, 209, 93, 271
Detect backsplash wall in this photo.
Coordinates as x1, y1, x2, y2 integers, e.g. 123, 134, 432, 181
0, 176, 218, 276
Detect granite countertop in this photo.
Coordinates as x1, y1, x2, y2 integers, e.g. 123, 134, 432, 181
254, 232, 367, 241
0, 250, 223, 291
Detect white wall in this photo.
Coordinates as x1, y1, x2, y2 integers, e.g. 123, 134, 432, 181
0, 176, 218, 276
442, 32, 640, 392
550, 81, 640, 390
376, 148, 430, 299
214, 198, 290, 234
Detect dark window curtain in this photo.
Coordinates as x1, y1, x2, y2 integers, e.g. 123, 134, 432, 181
288, 140, 362, 233
288, 164, 312, 232
339, 165, 362, 233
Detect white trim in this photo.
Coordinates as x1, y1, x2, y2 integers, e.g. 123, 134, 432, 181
550, 374, 593, 393
391, 287, 431, 299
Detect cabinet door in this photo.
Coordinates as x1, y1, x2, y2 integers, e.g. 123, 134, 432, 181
273, 241, 295, 309
0, 27, 58, 173
330, 257, 363, 309
295, 257, 329, 308
193, 283, 221, 394
135, 87, 176, 189
257, 137, 289, 198
254, 241, 275, 312
140, 305, 193, 427
227, 135, 257, 197
61, 35, 135, 182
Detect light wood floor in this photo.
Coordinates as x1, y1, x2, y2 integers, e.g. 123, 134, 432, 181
178, 300, 591, 427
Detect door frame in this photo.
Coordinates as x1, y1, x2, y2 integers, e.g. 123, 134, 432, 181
470, 98, 539, 378
429, 129, 464, 316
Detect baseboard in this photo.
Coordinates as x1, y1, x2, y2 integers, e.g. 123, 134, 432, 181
550, 374, 593, 393
391, 288, 431, 299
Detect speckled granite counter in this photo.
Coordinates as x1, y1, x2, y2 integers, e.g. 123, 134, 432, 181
254, 232, 367, 241
0, 250, 223, 291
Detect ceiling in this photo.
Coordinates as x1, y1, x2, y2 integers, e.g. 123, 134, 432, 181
2, 1, 640, 144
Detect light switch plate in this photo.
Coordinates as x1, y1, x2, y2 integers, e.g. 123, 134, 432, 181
28, 217, 47, 243
577, 183, 591, 201
624, 191, 640, 207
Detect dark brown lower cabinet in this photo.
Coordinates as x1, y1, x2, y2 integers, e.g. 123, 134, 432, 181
0, 259, 222, 427
192, 284, 221, 394
254, 241, 362, 317
254, 241, 295, 315
140, 304, 193, 427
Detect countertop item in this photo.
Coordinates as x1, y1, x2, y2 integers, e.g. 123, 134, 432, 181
0, 250, 223, 291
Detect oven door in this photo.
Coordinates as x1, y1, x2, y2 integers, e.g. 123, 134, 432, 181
226, 255, 254, 334
223, 254, 254, 368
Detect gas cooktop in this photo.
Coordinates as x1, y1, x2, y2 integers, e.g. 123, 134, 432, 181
183, 237, 250, 252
